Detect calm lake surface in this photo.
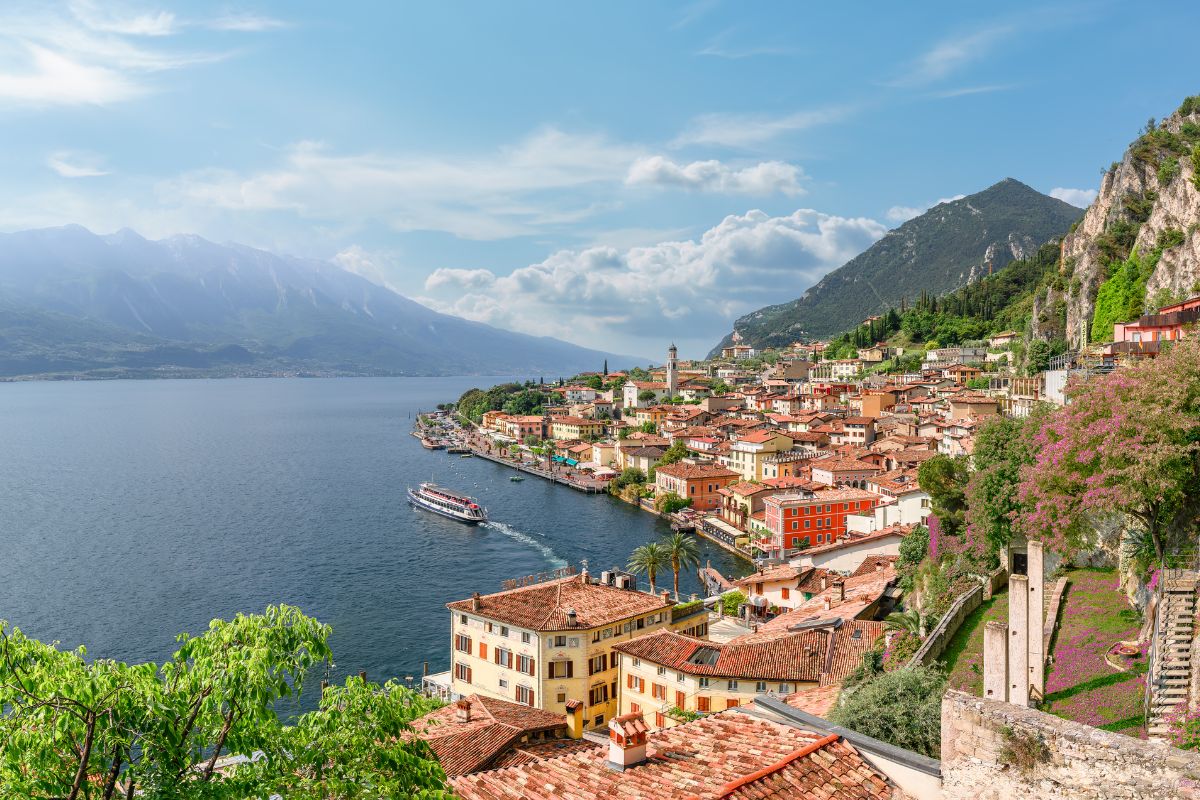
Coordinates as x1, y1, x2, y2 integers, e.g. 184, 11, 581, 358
0, 377, 751, 706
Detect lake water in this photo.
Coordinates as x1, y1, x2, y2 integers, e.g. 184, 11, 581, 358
0, 377, 751, 705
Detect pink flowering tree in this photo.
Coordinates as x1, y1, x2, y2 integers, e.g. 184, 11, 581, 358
1016, 336, 1200, 564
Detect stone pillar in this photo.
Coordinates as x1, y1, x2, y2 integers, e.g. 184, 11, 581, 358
983, 621, 1008, 702
1008, 574, 1029, 706
1027, 540, 1045, 701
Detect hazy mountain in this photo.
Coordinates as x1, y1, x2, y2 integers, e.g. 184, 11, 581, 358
0, 226, 642, 378
709, 179, 1082, 354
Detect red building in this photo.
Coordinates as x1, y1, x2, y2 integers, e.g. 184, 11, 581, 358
1106, 295, 1200, 358
760, 488, 880, 556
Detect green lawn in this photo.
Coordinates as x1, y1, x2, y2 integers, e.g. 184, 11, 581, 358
943, 587, 1009, 695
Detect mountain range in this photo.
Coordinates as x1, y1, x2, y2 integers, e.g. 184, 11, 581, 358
709, 179, 1082, 355
0, 226, 641, 379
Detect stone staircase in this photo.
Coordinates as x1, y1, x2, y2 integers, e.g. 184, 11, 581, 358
1148, 570, 1198, 739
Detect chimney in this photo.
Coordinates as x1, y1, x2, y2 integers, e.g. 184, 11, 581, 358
835, 580, 845, 603
608, 712, 649, 771
580, 562, 589, 583
875, 561, 884, 572
455, 698, 472, 723
566, 608, 578, 627
565, 699, 585, 739
660, 590, 671, 604
820, 576, 827, 591
471, 592, 481, 612
822, 597, 831, 611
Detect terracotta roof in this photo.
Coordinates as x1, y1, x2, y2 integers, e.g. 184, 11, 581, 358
450, 711, 892, 800
411, 695, 569, 777
487, 738, 600, 770
852, 555, 899, 577
783, 684, 841, 718
447, 575, 670, 631
723, 480, 777, 498
733, 563, 803, 588
623, 446, 668, 458
613, 628, 831, 682
810, 457, 880, 473
736, 430, 792, 444
762, 568, 897, 631
656, 463, 739, 480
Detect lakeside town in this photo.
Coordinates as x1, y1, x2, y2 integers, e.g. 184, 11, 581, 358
399, 293, 1200, 799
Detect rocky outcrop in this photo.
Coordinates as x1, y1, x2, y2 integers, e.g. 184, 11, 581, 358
1062, 102, 1200, 349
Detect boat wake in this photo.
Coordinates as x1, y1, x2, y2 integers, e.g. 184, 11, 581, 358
483, 521, 568, 569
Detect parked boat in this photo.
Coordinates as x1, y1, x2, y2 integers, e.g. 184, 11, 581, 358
509, 475, 525, 482
421, 438, 446, 450
407, 483, 487, 523
459, 453, 474, 458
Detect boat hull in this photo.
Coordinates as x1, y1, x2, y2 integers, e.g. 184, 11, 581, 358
407, 487, 487, 524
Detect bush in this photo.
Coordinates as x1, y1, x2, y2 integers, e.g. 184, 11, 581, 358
721, 590, 747, 616
656, 492, 693, 514
897, 525, 929, 571
1159, 156, 1182, 185
830, 666, 946, 758
1158, 227, 1186, 250
611, 467, 646, 490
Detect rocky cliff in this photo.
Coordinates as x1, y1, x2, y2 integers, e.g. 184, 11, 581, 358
1061, 98, 1200, 348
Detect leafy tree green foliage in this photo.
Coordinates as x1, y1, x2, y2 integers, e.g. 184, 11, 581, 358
639, 421, 658, 433
656, 492, 693, 515
0, 606, 450, 799
457, 384, 544, 422
610, 467, 646, 490
584, 374, 604, 390
654, 440, 689, 468
964, 411, 1044, 558
917, 456, 969, 536
897, 524, 929, 571
637, 389, 658, 402
830, 666, 946, 758
627, 542, 670, 594
1090, 249, 1160, 341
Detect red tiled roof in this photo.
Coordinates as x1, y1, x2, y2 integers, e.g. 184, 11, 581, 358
447, 575, 669, 631
783, 684, 841, 718
656, 463, 739, 480
737, 430, 792, 444
450, 710, 892, 800
762, 568, 897, 632
810, 457, 880, 473
612, 628, 828, 682
852, 555, 899, 577
411, 695, 569, 777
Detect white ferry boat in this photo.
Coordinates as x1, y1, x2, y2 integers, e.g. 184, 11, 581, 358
407, 482, 487, 524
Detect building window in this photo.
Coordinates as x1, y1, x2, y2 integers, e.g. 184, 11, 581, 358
755, 681, 767, 692
779, 683, 791, 694
676, 690, 687, 708
725, 698, 740, 709
676, 672, 685, 683
630, 702, 640, 713
656, 712, 666, 728
781, 588, 790, 600
589, 684, 609, 705
632, 657, 641, 667
698, 678, 709, 688
549, 660, 573, 679
697, 696, 710, 712
479, 643, 488, 660
557, 692, 567, 703
594, 715, 604, 726
817, 534, 823, 543
459, 614, 467, 625
455, 634, 472, 654
516, 685, 535, 706
652, 683, 666, 701
627, 675, 645, 693
656, 666, 666, 676
454, 663, 471, 682
517, 654, 536, 676
499, 678, 509, 689
495, 648, 513, 669
569, 637, 580, 648
522, 631, 531, 644
500, 626, 509, 637
553, 635, 568, 647
588, 653, 608, 675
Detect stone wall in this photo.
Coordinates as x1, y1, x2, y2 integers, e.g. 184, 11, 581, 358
941, 690, 1200, 799
908, 584, 983, 668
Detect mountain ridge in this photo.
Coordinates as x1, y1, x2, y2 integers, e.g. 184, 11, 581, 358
0, 225, 643, 379
708, 178, 1082, 355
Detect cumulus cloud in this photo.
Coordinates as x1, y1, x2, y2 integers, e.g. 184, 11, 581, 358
885, 194, 966, 223
421, 208, 886, 352
1050, 187, 1097, 208
46, 150, 111, 177
163, 130, 644, 240
626, 156, 805, 195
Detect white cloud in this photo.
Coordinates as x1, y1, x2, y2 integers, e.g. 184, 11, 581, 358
207, 14, 289, 32
626, 156, 805, 195
47, 150, 111, 177
0, 44, 145, 105
1050, 187, 1097, 208
932, 83, 1017, 99
69, 1, 176, 36
332, 245, 397, 288
163, 130, 645, 240
671, 107, 851, 148
885, 194, 966, 223
892, 24, 1014, 86
421, 208, 886, 352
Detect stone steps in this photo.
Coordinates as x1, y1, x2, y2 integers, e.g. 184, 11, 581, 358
1148, 572, 1199, 740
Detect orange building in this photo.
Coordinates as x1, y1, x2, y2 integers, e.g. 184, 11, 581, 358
760, 488, 880, 556
654, 463, 739, 512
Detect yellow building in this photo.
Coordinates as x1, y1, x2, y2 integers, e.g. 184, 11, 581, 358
550, 415, 605, 441
722, 430, 794, 481
446, 571, 676, 733
631, 405, 672, 429
612, 620, 883, 730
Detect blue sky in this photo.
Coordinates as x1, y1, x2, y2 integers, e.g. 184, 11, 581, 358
1, 1, 1198, 357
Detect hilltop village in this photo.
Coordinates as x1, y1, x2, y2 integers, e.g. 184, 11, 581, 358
405, 292, 1200, 799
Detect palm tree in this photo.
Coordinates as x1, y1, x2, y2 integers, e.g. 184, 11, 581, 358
884, 608, 922, 637
627, 542, 670, 595
663, 531, 702, 600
